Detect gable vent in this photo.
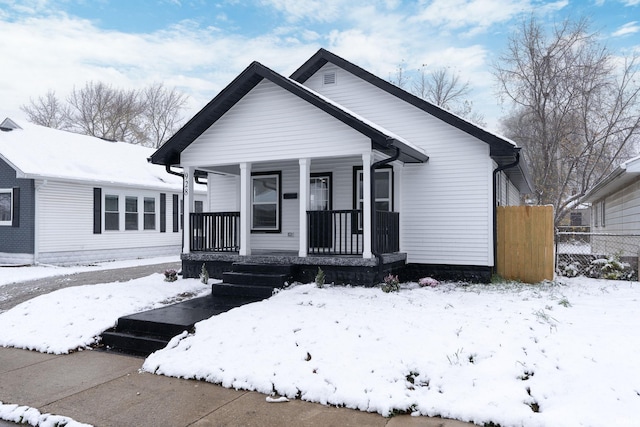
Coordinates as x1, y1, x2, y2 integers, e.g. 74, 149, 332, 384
323, 71, 336, 85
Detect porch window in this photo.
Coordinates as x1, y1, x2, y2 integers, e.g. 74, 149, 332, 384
251, 172, 280, 232
105, 195, 119, 231
353, 167, 394, 231
125, 196, 138, 230
0, 189, 12, 226
144, 197, 156, 230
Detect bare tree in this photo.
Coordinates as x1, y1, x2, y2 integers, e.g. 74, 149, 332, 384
140, 83, 189, 148
494, 16, 640, 225
20, 81, 189, 147
390, 63, 486, 126
20, 90, 70, 130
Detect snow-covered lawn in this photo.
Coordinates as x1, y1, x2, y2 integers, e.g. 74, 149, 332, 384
0, 274, 209, 353
1, 275, 639, 426
0, 256, 180, 287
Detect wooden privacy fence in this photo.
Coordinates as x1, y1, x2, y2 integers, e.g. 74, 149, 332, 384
497, 205, 554, 283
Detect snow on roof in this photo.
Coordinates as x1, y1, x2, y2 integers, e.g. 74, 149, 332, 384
0, 118, 189, 191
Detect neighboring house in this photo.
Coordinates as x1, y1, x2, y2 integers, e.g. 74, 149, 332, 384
150, 49, 532, 284
0, 117, 205, 265
581, 155, 640, 257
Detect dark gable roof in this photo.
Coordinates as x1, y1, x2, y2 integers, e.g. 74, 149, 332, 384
291, 49, 533, 193
150, 61, 428, 166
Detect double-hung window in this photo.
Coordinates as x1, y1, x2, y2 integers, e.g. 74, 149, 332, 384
0, 189, 12, 226
125, 196, 138, 230
354, 167, 393, 230
251, 173, 280, 232
144, 197, 156, 230
105, 195, 119, 230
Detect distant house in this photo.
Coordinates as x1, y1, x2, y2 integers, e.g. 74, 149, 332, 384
150, 49, 532, 284
581, 155, 640, 257
0, 118, 205, 265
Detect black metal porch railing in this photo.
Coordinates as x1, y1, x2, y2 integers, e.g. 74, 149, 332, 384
375, 210, 400, 254
307, 209, 362, 255
191, 212, 240, 252
307, 209, 400, 255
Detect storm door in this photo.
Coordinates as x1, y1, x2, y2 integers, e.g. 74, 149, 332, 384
308, 173, 332, 249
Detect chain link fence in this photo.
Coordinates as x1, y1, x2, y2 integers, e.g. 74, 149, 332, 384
556, 227, 639, 280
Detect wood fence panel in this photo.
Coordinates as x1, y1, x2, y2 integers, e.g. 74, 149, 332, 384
497, 205, 554, 283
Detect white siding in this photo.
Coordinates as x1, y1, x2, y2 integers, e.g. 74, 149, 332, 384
37, 181, 183, 261
306, 64, 494, 266
600, 178, 640, 234
208, 173, 238, 212
181, 80, 370, 167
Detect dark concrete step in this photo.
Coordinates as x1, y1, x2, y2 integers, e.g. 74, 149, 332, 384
222, 271, 288, 287
101, 330, 170, 356
212, 283, 275, 300
231, 262, 293, 275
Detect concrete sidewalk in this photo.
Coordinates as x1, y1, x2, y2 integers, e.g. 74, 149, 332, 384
0, 347, 475, 427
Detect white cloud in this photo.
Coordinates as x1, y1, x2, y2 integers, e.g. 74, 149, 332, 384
612, 21, 640, 37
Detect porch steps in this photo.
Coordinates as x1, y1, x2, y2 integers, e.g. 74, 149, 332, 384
213, 262, 293, 301
101, 294, 256, 356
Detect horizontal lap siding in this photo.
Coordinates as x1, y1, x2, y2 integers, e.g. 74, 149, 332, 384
38, 181, 182, 253
602, 178, 640, 234
307, 65, 492, 266
181, 80, 369, 167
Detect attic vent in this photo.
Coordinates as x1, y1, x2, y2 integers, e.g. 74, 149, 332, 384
323, 71, 336, 85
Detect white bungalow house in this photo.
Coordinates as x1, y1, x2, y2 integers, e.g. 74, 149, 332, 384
150, 49, 532, 284
0, 117, 205, 265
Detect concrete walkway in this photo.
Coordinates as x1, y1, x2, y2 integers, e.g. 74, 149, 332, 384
0, 347, 475, 427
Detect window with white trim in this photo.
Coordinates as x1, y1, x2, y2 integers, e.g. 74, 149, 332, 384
356, 168, 393, 213
144, 197, 156, 230
125, 196, 138, 230
0, 189, 12, 226
251, 173, 280, 232
105, 195, 119, 231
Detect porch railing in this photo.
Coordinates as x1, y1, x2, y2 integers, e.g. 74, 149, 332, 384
307, 209, 362, 255
307, 209, 400, 255
375, 210, 400, 254
190, 212, 240, 252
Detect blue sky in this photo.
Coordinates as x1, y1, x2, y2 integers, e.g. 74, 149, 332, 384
1, 0, 638, 131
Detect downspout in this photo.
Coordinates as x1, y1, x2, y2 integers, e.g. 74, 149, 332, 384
492, 151, 521, 275
371, 146, 401, 275
165, 164, 183, 178
33, 179, 48, 265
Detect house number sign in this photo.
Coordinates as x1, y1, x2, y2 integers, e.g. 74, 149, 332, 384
183, 171, 189, 196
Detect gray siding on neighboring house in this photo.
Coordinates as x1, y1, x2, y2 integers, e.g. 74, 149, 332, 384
0, 157, 35, 255
594, 177, 640, 234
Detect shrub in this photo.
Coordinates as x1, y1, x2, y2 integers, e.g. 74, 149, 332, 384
588, 254, 634, 280
418, 277, 440, 287
164, 269, 178, 282
315, 267, 325, 288
381, 274, 400, 293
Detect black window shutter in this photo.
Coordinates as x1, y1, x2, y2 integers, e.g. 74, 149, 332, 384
172, 194, 179, 232
93, 188, 102, 234
12, 187, 20, 227
160, 193, 166, 232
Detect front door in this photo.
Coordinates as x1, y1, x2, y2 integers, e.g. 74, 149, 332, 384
309, 173, 332, 249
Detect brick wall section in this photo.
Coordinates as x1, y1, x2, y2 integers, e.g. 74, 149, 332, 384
0, 157, 35, 254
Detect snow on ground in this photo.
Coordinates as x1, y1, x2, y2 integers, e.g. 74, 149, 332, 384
1, 275, 639, 426
0, 256, 180, 287
0, 274, 209, 354
143, 278, 640, 427
0, 401, 91, 427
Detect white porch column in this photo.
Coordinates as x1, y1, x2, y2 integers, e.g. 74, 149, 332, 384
298, 158, 310, 257
239, 162, 252, 256
183, 166, 195, 254
362, 153, 373, 258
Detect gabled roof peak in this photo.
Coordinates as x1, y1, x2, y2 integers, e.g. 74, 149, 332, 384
0, 117, 23, 132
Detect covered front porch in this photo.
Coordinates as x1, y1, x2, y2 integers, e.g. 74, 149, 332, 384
179, 151, 415, 285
